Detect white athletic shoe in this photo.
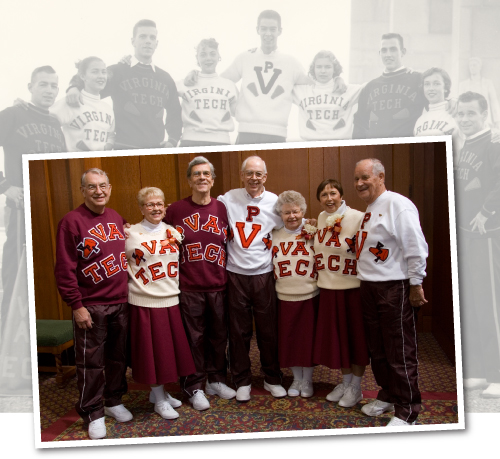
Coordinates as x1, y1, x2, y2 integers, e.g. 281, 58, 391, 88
463, 378, 488, 390
482, 383, 500, 398
263, 381, 287, 398
104, 404, 133, 422
338, 383, 362, 407
154, 400, 179, 419
361, 399, 395, 417
236, 384, 252, 402
387, 416, 416, 426
326, 382, 348, 402
149, 389, 182, 408
300, 380, 314, 398
288, 380, 302, 397
205, 381, 237, 400
189, 389, 210, 411
88, 417, 106, 439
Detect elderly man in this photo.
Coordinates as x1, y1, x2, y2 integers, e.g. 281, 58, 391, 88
354, 158, 428, 426
218, 155, 285, 401
455, 92, 500, 397
55, 168, 130, 439
163, 156, 235, 410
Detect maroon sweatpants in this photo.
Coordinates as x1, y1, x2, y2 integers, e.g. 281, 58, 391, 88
73, 303, 129, 424
178, 290, 228, 397
227, 271, 282, 387
360, 280, 421, 423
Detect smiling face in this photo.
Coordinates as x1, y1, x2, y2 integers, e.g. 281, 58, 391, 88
423, 72, 446, 104
29, 71, 59, 109
131, 26, 158, 63
240, 157, 267, 198
256, 18, 281, 53
456, 100, 488, 137
379, 38, 405, 72
197, 45, 219, 74
80, 172, 111, 213
81, 59, 107, 95
314, 57, 335, 84
319, 184, 343, 214
280, 203, 304, 231
141, 195, 165, 225
188, 163, 214, 196
354, 160, 386, 205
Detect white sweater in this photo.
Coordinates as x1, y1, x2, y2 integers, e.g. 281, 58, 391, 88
125, 222, 180, 307
272, 226, 319, 301
50, 90, 115, 152
355, 191, 428, 284
218, 188, 282, 275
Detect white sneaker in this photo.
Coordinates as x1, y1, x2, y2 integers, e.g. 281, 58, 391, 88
189, 389, 210, 411
288, 380, 302, 397
463, 378, 488, 389
88, 417, 106, 439
387, 416, 416, 426
104, 404, 133, 422
236, 384, 252, 402
149, 389, 182, 408
326, 382, 348, 402
338, 383, 362, 407
300, 380, 314, 398
154, 400, 179, 419
361, 399, 395, 417
482, 383, 500, 398
263, 381, 287, 398
205, 381, 236, 400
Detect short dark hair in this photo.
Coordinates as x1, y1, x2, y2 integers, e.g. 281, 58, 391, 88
308, 50, 343, 80
381, 33, 404, 50
257, 10, 281, 29
422, 67, 452, 98
316, 179, 344, 201
458, 91, 488, 113
31, 65, 56, 83
133, 19, 157, 37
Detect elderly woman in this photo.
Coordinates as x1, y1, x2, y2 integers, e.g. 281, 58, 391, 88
126, 187, 196, 420
312, 179, 369, 406
272, 191, 319, 397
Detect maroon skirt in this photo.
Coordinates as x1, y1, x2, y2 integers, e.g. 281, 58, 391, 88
312, 288, 369, 369
130, 303, 196, 385
278, 295, 319, 367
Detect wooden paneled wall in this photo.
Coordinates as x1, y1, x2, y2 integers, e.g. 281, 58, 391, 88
28, 142, 455, 361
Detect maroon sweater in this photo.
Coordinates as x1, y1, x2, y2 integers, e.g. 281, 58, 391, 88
55, 203, 128, 310
164, 196, 228, 292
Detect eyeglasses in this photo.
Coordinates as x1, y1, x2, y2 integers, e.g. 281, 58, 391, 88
144, 202, 164, 209
85, 183, 109, 191
281, 210, 302, 216
191, 170, 212, 178
243, 171, 265, 179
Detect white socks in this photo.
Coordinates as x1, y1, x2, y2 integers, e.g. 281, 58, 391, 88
151, 385, 166, 402
351, 375, 362, 388
342, 373, 353, 385
291, 366, 303, 381
302, 367, 314, 382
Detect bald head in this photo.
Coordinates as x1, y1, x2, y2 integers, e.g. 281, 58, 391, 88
240, 156, 268, 198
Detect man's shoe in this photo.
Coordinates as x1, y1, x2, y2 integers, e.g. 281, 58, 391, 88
205, 381, 237, 400
288, 380, 302, 397
361, 399, 395, 417
189, 389, 210, 411
338, 383, 362, 407
387, 416, 416, 426
236, 384, 252, 402
326, 382, 348, 402
154, 400, 179, 419
149, 389, 182, 408
263, 381, 287, 398
463, 378, 488, 389
300, 380, 314, 398
104, 404, 133, 422
482, 383, 500, 398
88, 417, 106, 439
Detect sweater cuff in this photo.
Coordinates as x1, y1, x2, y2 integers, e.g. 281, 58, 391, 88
409, 278, 423, 286
0, 173, 11, 195
70, 301, 84, 311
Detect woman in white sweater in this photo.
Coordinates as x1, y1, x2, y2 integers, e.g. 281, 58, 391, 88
312, 179, 369, 407
126, 187, 196, 420
272, 191, 319, 398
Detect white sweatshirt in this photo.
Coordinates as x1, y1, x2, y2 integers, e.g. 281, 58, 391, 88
218, 188, 282, 275
355, 191, 428, 284
50, 90, 115, 152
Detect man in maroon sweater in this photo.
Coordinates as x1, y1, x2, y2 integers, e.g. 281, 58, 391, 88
163, 156, 235, 410
55, 168, 130, 440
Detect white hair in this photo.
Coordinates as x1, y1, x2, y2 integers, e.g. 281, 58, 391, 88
241, 155, 267, 173
81, 168, 109, 187
356, 158, 385, 176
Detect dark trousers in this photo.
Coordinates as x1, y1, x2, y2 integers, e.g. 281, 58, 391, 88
235, 132, 286, 145
73, 303, 129, 424
360, 279, 421, 423
227, 271, 282, 387
179, 290, 228, 397
459, 235, 500, 382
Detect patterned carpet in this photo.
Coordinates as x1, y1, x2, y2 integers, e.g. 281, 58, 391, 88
39, 333, 459, 442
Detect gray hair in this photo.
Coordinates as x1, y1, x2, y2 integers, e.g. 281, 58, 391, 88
356, 158, 385, 176
137, 187, 165, 206
275, 190, 307, 215
187, 156, 215, 178
241, 155, 267, 174
81, 168, 109, 187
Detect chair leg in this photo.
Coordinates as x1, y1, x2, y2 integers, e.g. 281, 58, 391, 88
55, 353, 63, 385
